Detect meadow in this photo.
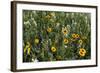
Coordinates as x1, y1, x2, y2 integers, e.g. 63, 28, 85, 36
23, 10, 91, 62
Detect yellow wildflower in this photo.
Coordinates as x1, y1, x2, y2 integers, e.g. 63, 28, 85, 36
72, 34, 76, 38
64, 38, 69, 44
72, 33, 79, 39
78, 39, 83, 44
51, 46, 57, 53
79, 48, 86, 57
47, 27, 52, 32
62, 27, 68, 35
75, 34, 80, 38
34, 38, 39, 44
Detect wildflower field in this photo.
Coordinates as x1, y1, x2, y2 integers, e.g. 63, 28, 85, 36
23, 10, 91, 62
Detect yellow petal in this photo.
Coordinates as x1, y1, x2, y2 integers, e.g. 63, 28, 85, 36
24, 47, 27, 53
34, 39, 39, 44
47, 28, 52, 32
28, 47, 31, 55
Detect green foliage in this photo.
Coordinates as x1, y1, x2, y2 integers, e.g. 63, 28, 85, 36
23, 10, 91, 62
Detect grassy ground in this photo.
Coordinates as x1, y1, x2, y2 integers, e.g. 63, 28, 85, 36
23, 10, 91, 62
